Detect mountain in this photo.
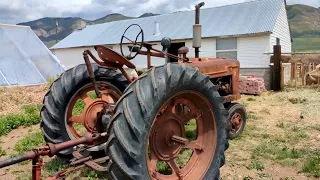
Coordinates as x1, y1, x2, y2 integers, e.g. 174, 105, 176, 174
18, 17, 88, 42
286, 4, 320, 51
88, 13, 134, 25
17, 13, 158, 46
139, 13, 160, 18
286, 4, 320, 38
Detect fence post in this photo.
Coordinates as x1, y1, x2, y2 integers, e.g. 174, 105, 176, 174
273, 38, 282, 91
281, 65, 285, 89
301, 64, 306, 86
290, 63, 295, 81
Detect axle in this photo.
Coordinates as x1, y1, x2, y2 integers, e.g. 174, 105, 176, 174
0, 132, 106, 180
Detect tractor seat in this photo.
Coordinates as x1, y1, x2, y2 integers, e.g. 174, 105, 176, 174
94, 45, 136, 69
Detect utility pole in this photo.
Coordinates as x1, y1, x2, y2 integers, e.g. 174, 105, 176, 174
53, 18, 58, 44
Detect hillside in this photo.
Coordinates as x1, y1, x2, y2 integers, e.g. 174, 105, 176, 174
287, 4, 320, 38
18, 17, 87, 42
17, 13, 158, 45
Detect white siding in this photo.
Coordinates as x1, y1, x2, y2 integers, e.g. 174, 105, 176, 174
54, 35, 273, 69
53, 44, 166, 70
185, 39, 217, 58
53, 47, 98, 70
270, 2, 292, 53
238, 35, 271, 68
117, 44, 165, 68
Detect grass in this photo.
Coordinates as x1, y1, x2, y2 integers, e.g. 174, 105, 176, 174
292, 38, 320, 52
0, 104, 42, 136
247, 114, 259, 120
302, 155, 320, 178
0, 147, 6, 157
79, 168, 107, 180
276, 122, 285, 128
44, 157, 69, 176
247, 97, 256, 101
248, 160, 264, 171
310, 124, 320, 131
14, 131, 45, 154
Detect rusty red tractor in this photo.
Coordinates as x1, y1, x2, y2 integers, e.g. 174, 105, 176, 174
0, 2, 247, 180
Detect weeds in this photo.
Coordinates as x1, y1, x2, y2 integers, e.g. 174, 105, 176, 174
0, 147, 6, 157
247, 114, 259, 120
260, 108, 271, 115
302, 155, 320, 178
248, 160, 264, 171
247, 97, 256, 101
79, 168, 107, 180
310, 124, 320, 131
0, 104, 41, 136
288, 97, 307, 104
244, 176, 253, 180
252, 140, 306, 160
44, 157, 69, 176
14, 131, 45, 154
276, 122, 285, 128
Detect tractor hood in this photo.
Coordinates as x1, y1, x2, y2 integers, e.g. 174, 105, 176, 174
182, 58, 240, 78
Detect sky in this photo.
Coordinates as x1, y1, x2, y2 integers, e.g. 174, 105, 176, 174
0, 0, 319, 24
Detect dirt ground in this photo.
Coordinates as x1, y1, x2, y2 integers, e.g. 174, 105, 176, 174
0, 85, 319, 179
0, 85, 48, 115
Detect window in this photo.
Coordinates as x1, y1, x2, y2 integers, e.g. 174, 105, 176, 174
216, 38, 237, 59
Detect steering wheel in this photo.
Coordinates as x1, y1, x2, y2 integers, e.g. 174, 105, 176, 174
120, 24, 144, 60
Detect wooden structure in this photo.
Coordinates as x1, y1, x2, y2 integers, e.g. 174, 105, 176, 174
269, 39, 320, 90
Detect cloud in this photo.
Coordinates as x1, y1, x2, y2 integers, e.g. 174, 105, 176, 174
0, 0, 318, 24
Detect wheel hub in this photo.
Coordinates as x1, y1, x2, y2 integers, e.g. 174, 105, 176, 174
230, 112, 242, 132
83, 100, 105, 132
151, 115, 185, 161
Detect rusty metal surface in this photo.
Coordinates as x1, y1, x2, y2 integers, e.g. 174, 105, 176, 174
95, 45, 136, 69
147, 91, 217, 179
0, 132, 102, 170
177, 46, 189, 54
229, 112, 243, 133
66, 82, 121, 139
181, 58, 241, 99
32, 157, 42, 180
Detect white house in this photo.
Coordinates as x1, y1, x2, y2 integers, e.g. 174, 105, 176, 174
50, 0, 291, 89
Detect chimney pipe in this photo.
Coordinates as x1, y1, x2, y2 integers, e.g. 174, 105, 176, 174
193, 2, 205, 58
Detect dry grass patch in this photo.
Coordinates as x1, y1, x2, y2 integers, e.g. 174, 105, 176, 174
222, 87, 320, 179
0, 85, 48, 115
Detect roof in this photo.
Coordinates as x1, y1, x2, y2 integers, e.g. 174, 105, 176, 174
0, 24, 64, 86
52, 0, 284, 50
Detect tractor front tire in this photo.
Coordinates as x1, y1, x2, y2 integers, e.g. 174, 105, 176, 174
227, 103, 247, 140
40, 64, 128, 160
105, 63, 229, 180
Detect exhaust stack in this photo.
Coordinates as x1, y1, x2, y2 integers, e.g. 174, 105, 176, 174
193, 2, 205, 58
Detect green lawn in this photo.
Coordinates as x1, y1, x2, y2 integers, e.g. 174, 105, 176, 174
292, 38, 320, 52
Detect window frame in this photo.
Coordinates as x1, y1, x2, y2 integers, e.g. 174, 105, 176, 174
216, 38, 238, 59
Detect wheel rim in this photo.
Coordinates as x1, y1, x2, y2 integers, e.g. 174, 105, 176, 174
146, 91, 217, 180
229, 112, 243, 133
65, 82, 122, 139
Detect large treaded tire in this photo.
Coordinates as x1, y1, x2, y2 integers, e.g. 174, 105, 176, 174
106, 63, 229, 180
40, 63, 129, 160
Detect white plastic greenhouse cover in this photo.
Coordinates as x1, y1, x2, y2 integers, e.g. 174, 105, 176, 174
0, 24, 65, 86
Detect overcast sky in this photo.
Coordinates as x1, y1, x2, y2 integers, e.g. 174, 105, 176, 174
0, 0, 319, 24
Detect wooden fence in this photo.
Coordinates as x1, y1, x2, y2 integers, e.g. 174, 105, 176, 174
290, 62, 319, 86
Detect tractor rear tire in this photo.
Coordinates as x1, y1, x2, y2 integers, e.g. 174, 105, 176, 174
105, 63, 229, 180
40, 63, 128, 160
227, 103, 247, 140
